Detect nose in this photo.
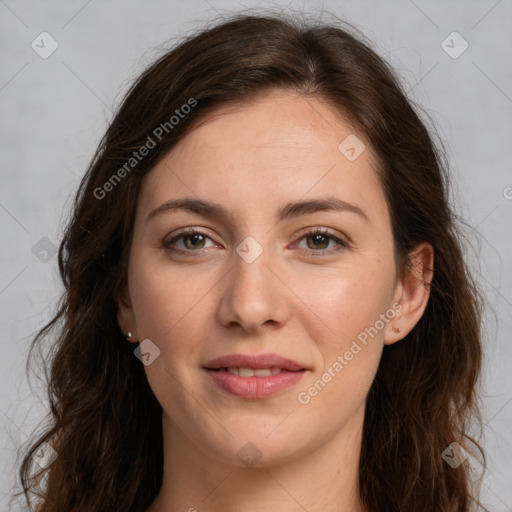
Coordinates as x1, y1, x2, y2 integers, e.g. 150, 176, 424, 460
216, 242, 291, 334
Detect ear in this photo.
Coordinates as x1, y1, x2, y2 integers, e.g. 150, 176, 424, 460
384, 242, 434, 345
114, 283, 138, 343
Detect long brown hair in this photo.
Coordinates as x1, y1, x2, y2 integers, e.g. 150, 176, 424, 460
18, 11, 486, 512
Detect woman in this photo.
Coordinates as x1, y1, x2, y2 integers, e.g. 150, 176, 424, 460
19, 11, 486, 512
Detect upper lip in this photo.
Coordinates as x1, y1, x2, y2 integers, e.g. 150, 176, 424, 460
203, 353, 307, 371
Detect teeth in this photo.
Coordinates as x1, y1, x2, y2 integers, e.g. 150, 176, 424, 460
225, 367, 283, 377
239, 367, 255, 377
254, 368, 272, 377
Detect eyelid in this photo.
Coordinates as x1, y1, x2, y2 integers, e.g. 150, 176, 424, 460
293, 226, 351, 246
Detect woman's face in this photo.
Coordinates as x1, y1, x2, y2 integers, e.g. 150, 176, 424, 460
119, 90, 405, 467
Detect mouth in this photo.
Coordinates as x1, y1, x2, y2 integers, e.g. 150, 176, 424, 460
202, 353, 309, 399
203, 367, 307, 399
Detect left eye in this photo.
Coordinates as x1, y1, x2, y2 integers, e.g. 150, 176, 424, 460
297, 229, 347, 253
163, 228, 348, 256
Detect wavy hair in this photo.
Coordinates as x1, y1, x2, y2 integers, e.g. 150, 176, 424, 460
18, 11, 486, 512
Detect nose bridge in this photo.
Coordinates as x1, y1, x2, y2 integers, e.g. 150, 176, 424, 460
217, 235, 288, 331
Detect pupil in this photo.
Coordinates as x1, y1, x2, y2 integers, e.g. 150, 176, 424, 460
309, 234, 327, 249
186, 234, 204, 249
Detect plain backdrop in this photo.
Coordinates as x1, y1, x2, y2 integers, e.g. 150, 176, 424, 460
1, 0, 511, 510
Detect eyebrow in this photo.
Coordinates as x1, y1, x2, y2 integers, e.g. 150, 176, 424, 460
146, 196, 369, 224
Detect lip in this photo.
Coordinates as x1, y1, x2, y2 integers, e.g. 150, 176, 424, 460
203, 353, 307, 371
205, 369, 306, 399
203, 353, 309, 399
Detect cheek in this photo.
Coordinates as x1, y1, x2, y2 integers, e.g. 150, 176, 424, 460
128, 256, 206, 357
293, 269, 390, 432
292, 254, 396, 349
290, 255, 395, 412
127, 258, 213, 415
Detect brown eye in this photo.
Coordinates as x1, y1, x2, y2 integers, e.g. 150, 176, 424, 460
181, 233, 206, 250
306, 233, 331, 250
296, 228, 349, 256
163, 229, 217, 255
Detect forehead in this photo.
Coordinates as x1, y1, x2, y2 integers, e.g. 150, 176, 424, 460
137, 90, 386, 225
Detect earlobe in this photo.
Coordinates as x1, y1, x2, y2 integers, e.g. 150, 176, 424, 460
384, 242, 434, 345
114, 284, 138, 343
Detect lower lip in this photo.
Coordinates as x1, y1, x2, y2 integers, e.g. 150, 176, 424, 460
204, 369, 306, 399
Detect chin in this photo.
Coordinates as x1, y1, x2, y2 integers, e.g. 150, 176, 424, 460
203, 425, 312, 469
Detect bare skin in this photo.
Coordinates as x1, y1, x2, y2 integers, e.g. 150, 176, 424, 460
116, 90, 433, 512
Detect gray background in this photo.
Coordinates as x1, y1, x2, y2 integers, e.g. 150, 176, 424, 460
1, 0, 511, 510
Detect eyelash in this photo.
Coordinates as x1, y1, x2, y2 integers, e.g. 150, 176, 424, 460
162, 227, 349, 257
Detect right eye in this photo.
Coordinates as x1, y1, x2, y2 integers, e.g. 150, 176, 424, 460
162, 228, 219, 255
